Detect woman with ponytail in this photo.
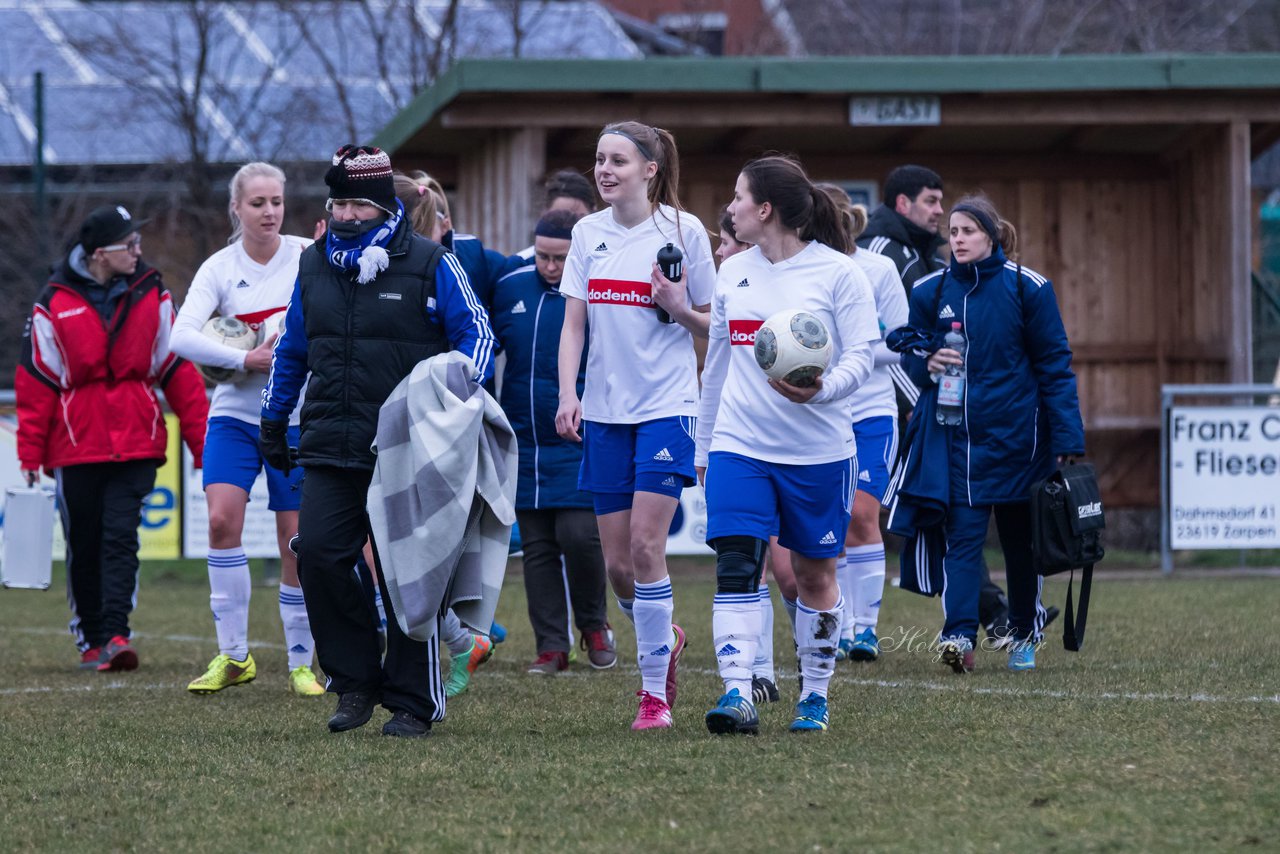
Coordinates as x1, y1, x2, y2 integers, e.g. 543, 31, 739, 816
815, 185, 909, 666
555, 120, 715, 731
170, 162, 324, 697
891, 193, 1083, 674
695, 155, 880, 735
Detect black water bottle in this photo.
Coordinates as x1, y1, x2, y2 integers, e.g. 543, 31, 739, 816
655, 242, 682, 324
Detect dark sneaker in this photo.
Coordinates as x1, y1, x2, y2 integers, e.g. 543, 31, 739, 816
328, 691, 377, 732
96, 636, 138, 672
751, 675, 779, 704
705, 688, 760, 735
581, 626, 617, 670
526, 650, 569, 675
79, 647, 103, 671
938, 637, 975, 674
382, 711, 431, 738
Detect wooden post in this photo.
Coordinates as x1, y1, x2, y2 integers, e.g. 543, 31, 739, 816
1226, 120, 1252, 383
458, 127, 546, 254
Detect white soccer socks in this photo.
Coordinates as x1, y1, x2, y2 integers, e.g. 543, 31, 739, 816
713, 593, 761, 698
441, 609, 473, 657
796, 596, 843, 699
278, 583, 314, 669
633, 577, 674, 702
847, 544, 886, 634
836, 549, 856, 642
207, 547, 251, 661
753, 584, 776, 682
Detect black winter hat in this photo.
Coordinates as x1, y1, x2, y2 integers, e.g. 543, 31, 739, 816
80, 204, 148, 254
325, 145, 397, 214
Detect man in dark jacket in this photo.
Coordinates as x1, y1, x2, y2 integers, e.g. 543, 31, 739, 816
489, 210, 614, 676
857, 164, 946, 295
259, 145, 496, 738
16, 205, 209, 672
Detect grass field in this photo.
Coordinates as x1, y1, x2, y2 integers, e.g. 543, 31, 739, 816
2, 559, 1278, 852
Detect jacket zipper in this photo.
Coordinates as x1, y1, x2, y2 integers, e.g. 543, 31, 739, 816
529, 291, 547, 509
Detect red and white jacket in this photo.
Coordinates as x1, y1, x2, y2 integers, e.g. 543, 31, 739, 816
15, 258, 209, 473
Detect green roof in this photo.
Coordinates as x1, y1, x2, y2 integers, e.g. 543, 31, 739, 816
375, 54, 1280, 152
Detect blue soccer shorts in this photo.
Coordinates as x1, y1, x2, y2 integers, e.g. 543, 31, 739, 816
852, 415, 899, 500
704, 451, 855, 559
580, 416, 695, 514
202, 416, 303, 511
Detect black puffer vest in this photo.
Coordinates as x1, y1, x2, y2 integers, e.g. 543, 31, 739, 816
298, 224, 449, 469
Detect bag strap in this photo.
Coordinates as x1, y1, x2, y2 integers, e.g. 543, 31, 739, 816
1062, 563, 1093, 652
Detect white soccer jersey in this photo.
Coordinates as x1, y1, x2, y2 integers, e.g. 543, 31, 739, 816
559, 204, 715, 424
846, 248, 909, 423
695, 241, 881, 467
171, 235, 310, 425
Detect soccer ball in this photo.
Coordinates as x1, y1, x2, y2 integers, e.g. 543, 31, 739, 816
753, 309, 833, 388
257, 309, 288, 346
195, 316, 255, 384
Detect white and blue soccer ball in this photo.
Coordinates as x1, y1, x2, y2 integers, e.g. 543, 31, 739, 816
753, 309, 833, 388
195, 316, 256, 384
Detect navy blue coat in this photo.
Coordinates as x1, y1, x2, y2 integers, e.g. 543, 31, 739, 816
490, 262, 591, 510
901, 247, 1084, 506
443, 230, 517, 309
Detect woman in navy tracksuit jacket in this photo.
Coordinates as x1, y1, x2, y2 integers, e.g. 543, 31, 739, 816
900, 194, 1084, 673
489, 210, 613, 673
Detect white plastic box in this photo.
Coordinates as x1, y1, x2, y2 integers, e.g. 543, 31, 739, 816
1, 485, 56, 590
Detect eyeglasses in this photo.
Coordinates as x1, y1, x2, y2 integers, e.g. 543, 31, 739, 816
101, 237, 142, 254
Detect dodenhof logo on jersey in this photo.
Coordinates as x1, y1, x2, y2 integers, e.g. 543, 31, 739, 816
728, 319, 764, 345
586, 278, 654, 308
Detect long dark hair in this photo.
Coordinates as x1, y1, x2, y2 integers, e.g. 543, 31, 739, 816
740, 156, 852, 253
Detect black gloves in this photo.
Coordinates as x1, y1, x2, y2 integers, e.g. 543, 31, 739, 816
258, 418, 298, 476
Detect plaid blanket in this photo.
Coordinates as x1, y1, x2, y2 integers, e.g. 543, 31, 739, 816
367, 352, 517, 641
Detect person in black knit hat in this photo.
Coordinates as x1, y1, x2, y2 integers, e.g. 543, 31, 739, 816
259, 144, 497, 738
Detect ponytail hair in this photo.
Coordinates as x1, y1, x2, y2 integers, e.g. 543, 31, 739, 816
742, 156, 853, 254
393, 171, 440, 239
814, 183, 869, 249
949, 193, 1018, 259
599, 121, 684, 213
227, 161, 286, 244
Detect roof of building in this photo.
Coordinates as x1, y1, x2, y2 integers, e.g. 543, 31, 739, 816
375, 53, 1280, 152
0, 0, 643, 167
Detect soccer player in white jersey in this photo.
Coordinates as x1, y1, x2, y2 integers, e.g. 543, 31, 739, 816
170, 162, 323, 697
696, 156, 880, 735
816, 186, 909, 664
556, 120, 714, 731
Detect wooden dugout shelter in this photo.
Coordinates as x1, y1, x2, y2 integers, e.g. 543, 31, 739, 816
376, 54, 1280, 508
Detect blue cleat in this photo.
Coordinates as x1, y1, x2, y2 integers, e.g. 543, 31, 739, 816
789, 692, 829, 733
705, 688, 759, 735
489, 621, 507, 645
848, 628, 880, 662
835, 637, 855, 661
1007, 640, 1037, 672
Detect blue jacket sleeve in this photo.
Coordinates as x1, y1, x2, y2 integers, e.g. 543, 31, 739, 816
1022, 277, 1085, 455
429, 252, 497, 384
900, 277, 939, 390
260, 277, 308, 421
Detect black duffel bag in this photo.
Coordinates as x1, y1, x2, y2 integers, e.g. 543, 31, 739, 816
1029, 461, 1105, 651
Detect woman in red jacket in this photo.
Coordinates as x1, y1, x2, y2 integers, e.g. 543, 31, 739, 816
16, 205, 208, 672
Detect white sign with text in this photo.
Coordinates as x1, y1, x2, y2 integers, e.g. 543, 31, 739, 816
1168, 406, 1280, 548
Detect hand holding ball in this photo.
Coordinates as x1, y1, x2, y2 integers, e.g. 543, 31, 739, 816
194, 317, 256, 384
753, 310, 832, 389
